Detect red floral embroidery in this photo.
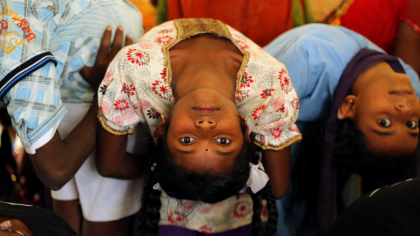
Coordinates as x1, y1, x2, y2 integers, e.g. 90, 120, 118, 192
291, 98, 299, 110
168, 212, 183, 225
160, 68, 166, 80
241, 72, 254, 88
121, 83, 135, 97
235, 90, 249, 102
103, 71, 114, 84
146, 108, 160, 119
272, 128, 282, 138
278, 68, 287, 80
279, 69, 293, 94
283, 76, 291, 86
100, 101, 111, 116
199, 225, 212, 233
139, 99, 151, 110
114, 100, 129, 111
180, 200, 196, 213
277, 104, 286, 113
236, 40, 249, 50
158, 29, 174, 34
152, 80, 172, 100
252, 105, 265, 120
127, 48, 150, 66
157, 35, 174, 44
233, 200, 252, 218
137, 42, 154, 49
260, 88, 275, 99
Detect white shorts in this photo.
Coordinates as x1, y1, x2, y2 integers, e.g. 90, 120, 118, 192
51, 103, 144, 222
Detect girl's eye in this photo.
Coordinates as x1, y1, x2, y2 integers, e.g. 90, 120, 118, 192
407, 121, 418, 129
215, 138, 231, 145
378, 119, 391, 127
180, 137, 196, 144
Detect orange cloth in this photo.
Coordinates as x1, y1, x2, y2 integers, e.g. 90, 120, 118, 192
129, 0, 158, 33
167, 0, 293, 47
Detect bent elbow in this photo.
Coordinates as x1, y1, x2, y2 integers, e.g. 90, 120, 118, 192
96, 162, 117, 178
38, 170, 71, 191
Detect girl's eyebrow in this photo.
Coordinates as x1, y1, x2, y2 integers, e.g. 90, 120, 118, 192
216, 150, 235, 156
176, 149, 235, 156
176, 149, 196, 154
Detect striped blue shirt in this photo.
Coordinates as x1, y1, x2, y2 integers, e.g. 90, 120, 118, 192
0, 0, 142, 150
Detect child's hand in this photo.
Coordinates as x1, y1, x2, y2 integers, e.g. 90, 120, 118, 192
80, 25, 134, 92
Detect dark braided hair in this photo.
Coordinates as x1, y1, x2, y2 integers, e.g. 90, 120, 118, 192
137, 118, 279, 236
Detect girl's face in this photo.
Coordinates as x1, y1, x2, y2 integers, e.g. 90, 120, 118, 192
166, 89, 244, 174
347, 62, 420, 156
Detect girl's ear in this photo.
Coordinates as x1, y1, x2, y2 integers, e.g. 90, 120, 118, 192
337, 95, 357, 120
157, 114, 169, 138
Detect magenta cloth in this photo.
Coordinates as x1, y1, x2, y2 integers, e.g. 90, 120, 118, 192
157, 224, 253, 236
316, 48, 407, 236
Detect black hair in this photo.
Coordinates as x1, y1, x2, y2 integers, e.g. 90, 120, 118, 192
137, 119, 278, 236
285, 118, 419, 235
334, 118, 418, 193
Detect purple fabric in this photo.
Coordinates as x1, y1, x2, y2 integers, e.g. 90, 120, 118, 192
316, 48, 407, 236
157, 224, 252, 236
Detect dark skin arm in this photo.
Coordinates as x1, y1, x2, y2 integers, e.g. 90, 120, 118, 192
394, 21, 420, 75
95, 127, 152, 179
263, 147, 291, 199
28, 26, 131, 190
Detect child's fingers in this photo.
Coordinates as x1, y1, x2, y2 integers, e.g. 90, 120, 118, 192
97, 26, 113, 60
125, 34, 133, 46
110, 25, 125, 56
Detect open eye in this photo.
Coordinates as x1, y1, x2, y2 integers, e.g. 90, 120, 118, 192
378, 119, 391, 127
407, 121, 418, 129
180, 137, 196, 144
215, 138, 231, 145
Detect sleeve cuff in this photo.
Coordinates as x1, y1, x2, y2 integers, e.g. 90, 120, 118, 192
0, 52, 57, 99
24, 114, 64, 154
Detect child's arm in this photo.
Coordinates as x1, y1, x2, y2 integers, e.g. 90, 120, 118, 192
262, 147, 291, 199
95, 127, 151, 179
28, 27, 129, 190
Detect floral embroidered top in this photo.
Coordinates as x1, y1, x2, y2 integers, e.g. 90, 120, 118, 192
98, 18, 301, 151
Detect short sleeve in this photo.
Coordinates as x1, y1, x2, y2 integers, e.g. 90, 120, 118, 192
243, 65, 302, 151
97, 40, 174, 138
233, 28, 302, 150
3, 63, 66, 152
97, 48, 142, 135
401, 0, 420, 34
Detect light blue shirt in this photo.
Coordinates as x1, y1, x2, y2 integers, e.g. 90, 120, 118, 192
264, 24, 420, 236
0, 0, 142, 149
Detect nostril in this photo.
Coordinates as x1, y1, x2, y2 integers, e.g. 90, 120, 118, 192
198, 121, 204, 124
208, 121, 214, 124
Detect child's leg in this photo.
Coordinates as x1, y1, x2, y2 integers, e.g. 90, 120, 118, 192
53, 199, 82, 234
82, 215, 133, 236
51, 177, 81, 234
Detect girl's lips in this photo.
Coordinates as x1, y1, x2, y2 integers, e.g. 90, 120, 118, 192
192, 104, 220, 111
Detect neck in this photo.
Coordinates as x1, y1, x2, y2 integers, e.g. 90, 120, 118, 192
169, 34, 243, 102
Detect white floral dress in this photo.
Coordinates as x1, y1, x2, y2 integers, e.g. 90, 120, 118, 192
97, 18, 301, 232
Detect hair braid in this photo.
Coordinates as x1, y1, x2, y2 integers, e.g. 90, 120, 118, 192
137, 171, 162, 236
251, 188, 264, 236
264, 182, 278, 236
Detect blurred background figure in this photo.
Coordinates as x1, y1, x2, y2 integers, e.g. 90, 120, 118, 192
298, 0, 420, 75
159, 0, 294, 47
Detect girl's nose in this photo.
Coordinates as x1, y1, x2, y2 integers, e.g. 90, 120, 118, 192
195, 119, 216, 129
